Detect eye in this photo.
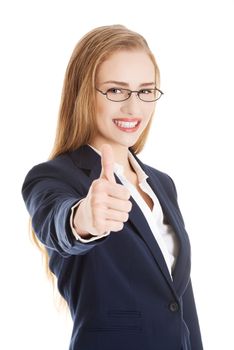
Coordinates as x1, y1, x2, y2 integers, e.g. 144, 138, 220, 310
107, 87, 124, 94
139, 89, 154, 94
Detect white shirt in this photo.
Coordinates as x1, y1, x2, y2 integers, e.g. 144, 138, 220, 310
70, 147, 179, 277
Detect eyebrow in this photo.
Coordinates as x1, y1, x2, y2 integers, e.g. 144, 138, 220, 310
100, 80, 156, 87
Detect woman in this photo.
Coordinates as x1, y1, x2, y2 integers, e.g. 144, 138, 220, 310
22, 25, 203, 350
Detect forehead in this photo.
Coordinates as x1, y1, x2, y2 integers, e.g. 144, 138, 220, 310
96, 50, 155, 85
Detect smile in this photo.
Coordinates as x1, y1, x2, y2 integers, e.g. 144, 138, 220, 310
113, 119, 141, 132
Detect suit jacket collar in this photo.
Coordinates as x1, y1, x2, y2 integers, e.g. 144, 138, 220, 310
69, 145, 102, 182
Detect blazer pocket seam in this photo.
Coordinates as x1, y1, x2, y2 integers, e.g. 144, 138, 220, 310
107, 310, 142, 318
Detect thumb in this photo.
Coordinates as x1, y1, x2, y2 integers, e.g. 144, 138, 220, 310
100, 144, 116, 183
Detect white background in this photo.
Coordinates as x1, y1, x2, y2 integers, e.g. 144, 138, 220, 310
1, 0, 233, 349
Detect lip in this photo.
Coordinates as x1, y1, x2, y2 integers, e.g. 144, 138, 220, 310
113, 118, 141, 133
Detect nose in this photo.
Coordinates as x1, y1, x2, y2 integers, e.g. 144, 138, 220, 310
120, 93, 142, 116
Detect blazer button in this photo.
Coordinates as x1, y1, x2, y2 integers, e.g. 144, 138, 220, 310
169, 302, 179, 312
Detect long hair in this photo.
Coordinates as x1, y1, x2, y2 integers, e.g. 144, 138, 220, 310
31, 24, 161, 297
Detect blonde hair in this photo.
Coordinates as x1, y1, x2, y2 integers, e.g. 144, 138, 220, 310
31, 24, 161, 298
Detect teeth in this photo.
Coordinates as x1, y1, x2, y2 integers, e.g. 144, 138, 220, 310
114, 120, 138, 128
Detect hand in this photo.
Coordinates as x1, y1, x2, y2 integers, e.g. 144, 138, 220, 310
73, 144, 132, 237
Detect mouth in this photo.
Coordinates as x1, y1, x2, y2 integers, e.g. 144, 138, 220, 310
113, 118, 141, 133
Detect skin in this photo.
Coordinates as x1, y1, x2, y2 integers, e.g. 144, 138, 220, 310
74, 50, 156, 237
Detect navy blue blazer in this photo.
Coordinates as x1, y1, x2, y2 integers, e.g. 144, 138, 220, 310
22, 145, 203, 350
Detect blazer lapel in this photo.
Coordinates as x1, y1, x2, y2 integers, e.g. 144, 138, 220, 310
141, 164, 191, 295
69, 145, 102, 183
127, 192, 175, 290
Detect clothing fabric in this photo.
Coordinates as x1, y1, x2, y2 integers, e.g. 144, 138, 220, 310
112, 150, 179, 276
22, 145, 203, 350
71, 146, 179, 276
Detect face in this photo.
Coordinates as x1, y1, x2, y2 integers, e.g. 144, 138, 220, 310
91, 50, 156, 153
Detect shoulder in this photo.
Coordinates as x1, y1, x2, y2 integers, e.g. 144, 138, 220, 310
22, 145, 100, 194
144, 164, 177, 196
144, 163, 174, 184
143, 163, 171, 180
24, 152, 77, 180
25, 145, 99, 179
132, 151, 174, 186
22, 147, 91, 193
26, 144, 95, 175
131, 151, 178, 199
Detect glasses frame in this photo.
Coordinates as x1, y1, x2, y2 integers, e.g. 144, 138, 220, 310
95, 87, 164, 102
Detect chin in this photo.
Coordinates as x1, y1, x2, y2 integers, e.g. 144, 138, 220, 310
114, 137, 139, 149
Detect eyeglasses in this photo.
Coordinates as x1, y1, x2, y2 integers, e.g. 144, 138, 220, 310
95, 87, 164, 102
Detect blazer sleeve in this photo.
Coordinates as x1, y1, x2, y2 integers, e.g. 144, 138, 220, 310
21, 160, 109, 257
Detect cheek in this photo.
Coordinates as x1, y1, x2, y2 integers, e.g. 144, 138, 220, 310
96, 97, 114, 116
143, 106, 155, 120
96, 104, 119, 124
95, 98, 105, 116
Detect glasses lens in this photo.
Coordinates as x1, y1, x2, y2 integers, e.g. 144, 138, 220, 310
139, 89, 161, 102
106, 88, 129, 101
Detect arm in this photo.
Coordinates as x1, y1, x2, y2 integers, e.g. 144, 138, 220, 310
22, 162, 110, 257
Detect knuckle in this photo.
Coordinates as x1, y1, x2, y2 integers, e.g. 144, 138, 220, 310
122, 212, 129, 222
91, 179, 100, 191
93, 219, 105, 234
90, 194, 99, 207
124, 188, 131, 199
127, 200, 132, 212
109, 221, 124, 232
91, 192, 107, 207
118, 222, 124, 231
92, 179, 107, 192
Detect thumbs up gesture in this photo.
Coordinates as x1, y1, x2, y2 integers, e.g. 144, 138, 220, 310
73, 144, 132, 238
